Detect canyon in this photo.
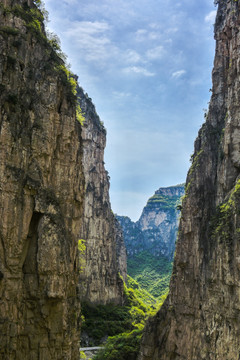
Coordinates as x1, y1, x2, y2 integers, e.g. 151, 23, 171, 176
1, 0, 240, 359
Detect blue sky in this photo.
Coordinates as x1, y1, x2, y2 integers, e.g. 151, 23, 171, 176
44, 0, 216, 221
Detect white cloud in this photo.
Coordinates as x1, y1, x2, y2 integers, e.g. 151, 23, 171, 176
148, 32, 160, 40
149, 23, 160, 29
205, 10, 217, 24
63, 20, 117, 62
122, 66, 155, 77
146, 46, 164, 60
135, 29, 148, 42
165, 27, 178, 34
171, 69, 186, 79
63, 0, 77, 4
135, 28, 161, 42
113, 91, 132, 99
123, 49, 142, 64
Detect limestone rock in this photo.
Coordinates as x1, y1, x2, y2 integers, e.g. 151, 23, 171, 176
118, 185, 184, 260
139, 1, 240, 359
77, 86, 127, 305
0, 1, 127, 357
0, 1, 84, 359
0, 0, 127, 358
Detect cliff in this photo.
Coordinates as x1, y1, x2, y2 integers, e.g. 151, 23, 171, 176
139, 1, 240, 359
0, 1, 83, 358
117, 185, 184, 298
118, 185, 184, 260
78, 86, 127, 304
0, 0, 126, 358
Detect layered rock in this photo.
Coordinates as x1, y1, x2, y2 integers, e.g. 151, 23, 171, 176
118, 185, 184, 260
139, 1, 240, 359
78, 86, 127, 305
117, 185, 183, 298
0, 1, 84, 358
0, 0, 126, 358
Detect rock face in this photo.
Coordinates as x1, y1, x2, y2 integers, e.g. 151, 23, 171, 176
0, 0, 126, 358
0, 1, 83, 358
118, 185, 184, 260
139, 1, 240, 359
78, 86, 127, 304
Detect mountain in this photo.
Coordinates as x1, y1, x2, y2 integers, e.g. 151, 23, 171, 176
117, 184, 184, 298
139, 1, 240, 359
77, 85, 127, 305
0, 1, 126, 358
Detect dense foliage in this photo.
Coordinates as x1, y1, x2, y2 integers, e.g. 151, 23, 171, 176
128, 250, 172, 298
81, 276, 156, 346
81, 275, 170, 359
147, 193, 181, 212
81, 278, 168, 360
93, 329, 143, 360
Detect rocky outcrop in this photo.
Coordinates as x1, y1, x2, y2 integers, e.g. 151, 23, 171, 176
0, 0, 126, 358
139, 1, 240, 359
78, 86, 127, 305
118, 185, 184, 260
0, 1, 84, 358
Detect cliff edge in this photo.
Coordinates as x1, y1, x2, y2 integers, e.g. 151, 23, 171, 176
139, 1, 240, 359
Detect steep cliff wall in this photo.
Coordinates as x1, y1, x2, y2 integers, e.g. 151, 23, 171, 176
120, 185, 184, 260
0, 0, 127, 358
118, 185, 184, 298
0, 1, 84, 359
139, 1, 240, 359
78, 86, 127, 305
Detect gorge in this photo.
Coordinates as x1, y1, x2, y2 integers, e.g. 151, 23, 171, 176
1, 0, 240, 359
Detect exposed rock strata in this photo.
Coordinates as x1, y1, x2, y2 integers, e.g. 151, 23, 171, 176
0, 1, 83, 358
78, 86, 127, 304
0, 0, 126, 358
139, 1, 240, 359
118, 185, 184, 260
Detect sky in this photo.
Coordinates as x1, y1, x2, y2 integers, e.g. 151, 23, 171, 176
43, 0, 217, 221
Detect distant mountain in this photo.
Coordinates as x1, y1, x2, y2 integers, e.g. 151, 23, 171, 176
117, 184, 185, 298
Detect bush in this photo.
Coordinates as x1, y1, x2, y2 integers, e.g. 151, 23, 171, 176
93, 329, 143, 360
0, 26, 19, 36
128, 251, 172, 299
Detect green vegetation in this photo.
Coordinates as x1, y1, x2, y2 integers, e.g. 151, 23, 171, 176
211, 179, 240, 243
147, 194, 180, 211
81, 276, 159, 346
81, 277, 167, 360
127, 276, 157, 307
0, 26, 19, 36
81, 302, 136, 345
82, 277, 169, 360
80, 351, 87, 360
93, 329, 143, 360
188, 149, 203, 177
76, 103, 85, 125
0, 1, 85, 123
78, 239, 86, 273
128, 251, 172, 299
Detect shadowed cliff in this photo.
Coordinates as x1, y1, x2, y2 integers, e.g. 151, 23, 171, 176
139, 1, 240, 359
0, 0, 126, 358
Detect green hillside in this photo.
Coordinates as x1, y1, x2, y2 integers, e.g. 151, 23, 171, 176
128, 251, 172, 299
